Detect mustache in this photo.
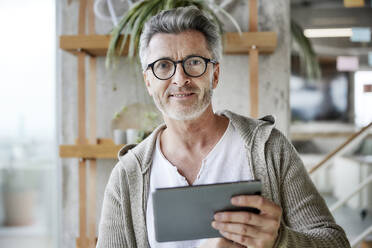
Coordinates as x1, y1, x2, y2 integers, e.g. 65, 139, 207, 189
165, 85, 200, 96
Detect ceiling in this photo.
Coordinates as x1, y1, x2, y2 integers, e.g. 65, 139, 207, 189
291, 0, 372, 67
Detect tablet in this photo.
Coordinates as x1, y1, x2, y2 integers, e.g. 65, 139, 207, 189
152, 180, 262, 242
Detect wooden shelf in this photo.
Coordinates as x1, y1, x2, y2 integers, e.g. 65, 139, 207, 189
59, 32, 277, 56
59, 139, 124, 159
59, 32, 277, 159
223, 32, 277, 54
59, 144, 123, 159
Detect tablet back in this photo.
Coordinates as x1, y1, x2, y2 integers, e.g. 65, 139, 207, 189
152, 180, 262, 242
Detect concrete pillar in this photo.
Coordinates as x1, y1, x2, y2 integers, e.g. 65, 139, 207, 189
213, 0, 290, 134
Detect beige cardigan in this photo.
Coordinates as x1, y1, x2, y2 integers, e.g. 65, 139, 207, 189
97, 110, 350, 248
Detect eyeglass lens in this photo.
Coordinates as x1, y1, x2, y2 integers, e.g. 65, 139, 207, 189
153, 56, 206, 79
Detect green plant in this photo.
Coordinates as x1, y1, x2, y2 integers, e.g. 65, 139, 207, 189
143, 111, 160, 131
106, 0, 241, 67
113, 106, 128, 120
291, 19, 321, 79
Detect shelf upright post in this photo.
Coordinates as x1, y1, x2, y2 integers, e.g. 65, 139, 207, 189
87, 0, 98, 246
249, 45, 259, 118
76, 0, 90, 247
249, 0, 259, 118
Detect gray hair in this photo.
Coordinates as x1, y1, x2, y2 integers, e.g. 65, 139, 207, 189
139, 6, 222, 71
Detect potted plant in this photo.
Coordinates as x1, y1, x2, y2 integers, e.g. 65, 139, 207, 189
111, 103, 162, 144
106, 0, 241, 67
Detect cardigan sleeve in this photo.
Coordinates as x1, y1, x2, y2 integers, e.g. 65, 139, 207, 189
265, 129, 350, 248
96, 164, 129, 248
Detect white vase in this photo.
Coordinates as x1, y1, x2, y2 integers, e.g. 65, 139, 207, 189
113, 129, 127, 144
126, 129, 140, 144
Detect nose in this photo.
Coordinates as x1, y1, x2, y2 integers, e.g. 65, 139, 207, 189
172, 63, 190, 87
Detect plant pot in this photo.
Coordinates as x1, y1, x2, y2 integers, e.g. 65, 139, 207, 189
113, 129, 127, 144
2, 189, 36, 226
126, 129, 141, 144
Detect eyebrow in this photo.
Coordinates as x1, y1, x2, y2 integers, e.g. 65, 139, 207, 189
153, 54, 205, 62
156, 56, 173, 61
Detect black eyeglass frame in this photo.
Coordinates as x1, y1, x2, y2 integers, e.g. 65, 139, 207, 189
146, 55, 218, 80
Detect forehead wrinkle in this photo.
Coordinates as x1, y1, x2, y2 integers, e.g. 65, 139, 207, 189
146, 30, 211, 63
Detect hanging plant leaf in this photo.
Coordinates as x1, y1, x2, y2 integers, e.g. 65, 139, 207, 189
106, 0, 241, 68
291, 19, 321, 79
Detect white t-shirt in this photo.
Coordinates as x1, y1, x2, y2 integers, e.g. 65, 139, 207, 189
146, 121, 253, 248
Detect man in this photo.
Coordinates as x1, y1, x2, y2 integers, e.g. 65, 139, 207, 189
97, 6, 350, 248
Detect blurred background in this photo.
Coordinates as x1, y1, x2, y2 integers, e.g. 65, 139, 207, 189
0, 0, 58, 247
290, 1, 372, 247
0, 0, 371, 247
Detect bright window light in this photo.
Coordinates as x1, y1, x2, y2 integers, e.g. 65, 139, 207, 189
304, 28, 353, 38
354, 71, 372, 127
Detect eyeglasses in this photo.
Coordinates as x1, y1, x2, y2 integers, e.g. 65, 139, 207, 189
146, 55, 217, 80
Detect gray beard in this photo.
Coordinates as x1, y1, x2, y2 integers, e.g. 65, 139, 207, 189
153, 79, 214, 121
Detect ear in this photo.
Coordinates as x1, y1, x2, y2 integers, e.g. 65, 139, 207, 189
212, 63, 220, 89
143, 71, 153, 96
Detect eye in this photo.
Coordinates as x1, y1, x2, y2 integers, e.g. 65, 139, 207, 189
159, 62, 169, 68
187, 59, 201, 66
155, 60, 172, 70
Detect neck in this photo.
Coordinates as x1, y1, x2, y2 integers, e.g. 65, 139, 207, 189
161, 105, 229, 151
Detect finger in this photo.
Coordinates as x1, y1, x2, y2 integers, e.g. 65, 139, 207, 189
229, 241, 246, 248
214, 211, 280, 232
198, 238, 222, 248
199, 237, 244, 248
212, 221, 272, 240
231, 195, 282, 218
216, 238, 245, 248
219, 230, 256, 247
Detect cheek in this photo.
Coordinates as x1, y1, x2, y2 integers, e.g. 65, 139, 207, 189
148, 80, 169, 97
200, 71, 214, 89
146, 73, 160, 96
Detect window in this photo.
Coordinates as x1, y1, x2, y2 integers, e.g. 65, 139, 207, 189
0, 1, 57, 247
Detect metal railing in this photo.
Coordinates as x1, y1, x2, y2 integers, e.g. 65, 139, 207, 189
305, 121, 372, 247
351, 225, 372, 248
308, 121, 372, 174
330, 174, 372, 212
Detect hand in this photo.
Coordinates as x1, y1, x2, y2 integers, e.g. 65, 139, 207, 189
199, 238, 245, 248
211, 195, 282, 248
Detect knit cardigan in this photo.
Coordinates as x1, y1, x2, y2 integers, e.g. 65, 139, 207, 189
97, 110, 350, 248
